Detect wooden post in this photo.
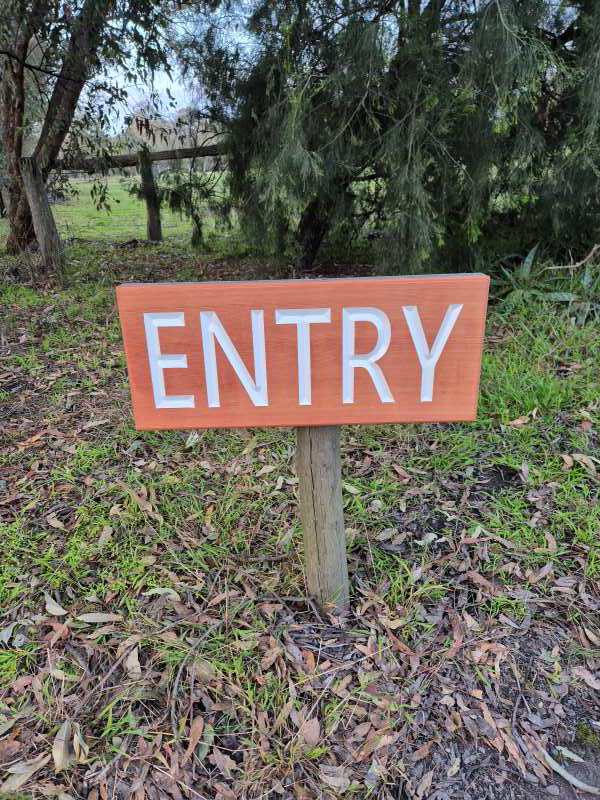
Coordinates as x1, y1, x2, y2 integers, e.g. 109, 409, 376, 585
137, 149, 162, 242
296, 426, 349, 610
19, 156, 64, 273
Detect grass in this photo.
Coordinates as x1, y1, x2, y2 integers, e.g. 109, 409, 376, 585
0, 176, 234, 248
0, 216, 599, 795
2, 275, 597, 597
0, 177, 175, 242
3, 281, 597, 598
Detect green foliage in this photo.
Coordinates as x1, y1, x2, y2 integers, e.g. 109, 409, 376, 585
127, 165, 231, 249
177, 1, 600, 273
495, 245, 575, 306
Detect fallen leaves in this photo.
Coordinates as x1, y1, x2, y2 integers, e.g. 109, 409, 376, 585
571, 452, 598, 478
209, 748, 238, 777
0, 753, 51, 793
0, 739, 22, 764
181, 716, 204, 766
298, 717, 320, 748
44, 594, 68, 617
76, 613, 123, 624
414, 769, 434, 799
466, 570, 501, 596
509, 415, 531, 428
52, 721, 89, 772
52, 721, 74, 772
3, 286, 600, 800
142, 587, 181, 602
562, 452, 599, 478
319, 764, 351, 792
125, 646, 143, 681
115, 480, 164, 523
541, 747, 600, 796
571, 666, 600, 690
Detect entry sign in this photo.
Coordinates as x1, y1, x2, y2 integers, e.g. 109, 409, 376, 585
117, 275, 489, 430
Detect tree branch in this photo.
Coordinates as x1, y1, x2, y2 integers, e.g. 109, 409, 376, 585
0, 48, 81, 83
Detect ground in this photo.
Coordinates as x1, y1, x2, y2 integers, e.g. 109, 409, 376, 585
0, 186, 599, 799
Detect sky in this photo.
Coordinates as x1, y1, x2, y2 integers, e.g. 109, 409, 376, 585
89, 63, 194, 135
87, 4, 253, 133
127, 67, 193, 118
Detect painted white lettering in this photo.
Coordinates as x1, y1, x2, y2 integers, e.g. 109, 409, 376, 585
143, 312, 195, 409
200, 310, 268, 408
275, 308, 331, 405
402, 304, 463, 401
342, 308, 394, 404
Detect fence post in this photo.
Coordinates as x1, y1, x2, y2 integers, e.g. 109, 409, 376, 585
19, 157, 64, 274
137, 149, 162, 242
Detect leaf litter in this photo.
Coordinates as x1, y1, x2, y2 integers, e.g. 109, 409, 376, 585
1, 254, 599, 798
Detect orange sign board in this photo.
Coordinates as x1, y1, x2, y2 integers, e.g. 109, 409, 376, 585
117, 275, 489, 430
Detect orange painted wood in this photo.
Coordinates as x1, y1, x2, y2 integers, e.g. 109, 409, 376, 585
117, 274, 489, 430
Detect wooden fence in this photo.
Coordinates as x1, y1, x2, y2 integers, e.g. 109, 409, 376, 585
2, 142, 227, 271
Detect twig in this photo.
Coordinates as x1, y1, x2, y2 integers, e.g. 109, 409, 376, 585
85, 734, 132, 786
543, 244, 600, 272
0, 47, 82, 82
541, 747, 600, 795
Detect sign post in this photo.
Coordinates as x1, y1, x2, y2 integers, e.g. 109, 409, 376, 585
296, 425, 348, 608
117, 275, 489, 610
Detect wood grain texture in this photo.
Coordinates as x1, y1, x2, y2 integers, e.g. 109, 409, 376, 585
137, 150, 162, 242
54, 143, 225, 172
117, 274, 489, 430
296, 426, 349, 609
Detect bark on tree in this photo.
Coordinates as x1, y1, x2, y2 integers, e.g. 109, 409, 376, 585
0, 14, 35, 252
5, 194, 35, 252
296, 197, 333, 271
19, 156, 64, 273
137, 149, 162, 242
0, 185, 10, 218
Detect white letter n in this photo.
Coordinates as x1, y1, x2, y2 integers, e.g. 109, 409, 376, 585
200, 311, 268, 408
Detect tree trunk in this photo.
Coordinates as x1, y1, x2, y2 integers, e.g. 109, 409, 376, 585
0, 2, 53, 255
296, 197, 333, 271
1, 22, 35, 253
1, 0, 112, 255
19, 156, 64, 273
6, 190, 35, 253
137, 149, 162, 242
34, 0, 114, 176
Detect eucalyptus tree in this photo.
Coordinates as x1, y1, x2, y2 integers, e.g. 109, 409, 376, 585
180, 1, 600, 271
0, 0, 176, 256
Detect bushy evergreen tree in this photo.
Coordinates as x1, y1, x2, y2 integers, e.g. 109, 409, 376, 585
178, 1, 600, 272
